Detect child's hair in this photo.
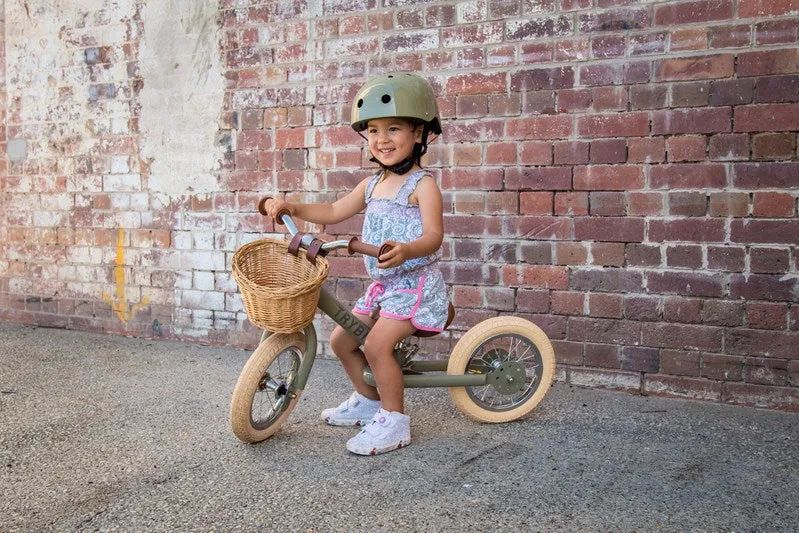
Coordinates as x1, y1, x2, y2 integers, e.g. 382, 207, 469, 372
350, 73, 441, 174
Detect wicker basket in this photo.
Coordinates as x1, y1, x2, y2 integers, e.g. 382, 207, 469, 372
232, 238, 329, 333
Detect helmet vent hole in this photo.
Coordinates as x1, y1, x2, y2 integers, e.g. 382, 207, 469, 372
357, 98, 364, 108
381, 94, 391, 104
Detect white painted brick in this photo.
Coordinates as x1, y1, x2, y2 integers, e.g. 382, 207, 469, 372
193, 232, 215, 250
226, 293, 244, 313
181, 250, 225, 271
182, 290, 225, 311
103, 173, 141, 192
174, 231, 193, 250
111, 156, 130, 173
194, 271, 215, 291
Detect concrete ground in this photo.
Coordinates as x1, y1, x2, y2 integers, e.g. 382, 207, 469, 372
1, 321, 797, 532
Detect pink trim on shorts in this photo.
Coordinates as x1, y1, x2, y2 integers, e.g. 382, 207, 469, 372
376, 275, 444, 333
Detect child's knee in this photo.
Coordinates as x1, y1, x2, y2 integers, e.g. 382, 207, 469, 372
329, 326, 357, 356
362, 336, 393, 363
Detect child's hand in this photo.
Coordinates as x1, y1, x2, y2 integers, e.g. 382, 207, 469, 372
263, 198, 292, 221
377, 241, 409, 269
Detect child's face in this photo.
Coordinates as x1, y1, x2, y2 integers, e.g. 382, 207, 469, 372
366, 118, 423, 168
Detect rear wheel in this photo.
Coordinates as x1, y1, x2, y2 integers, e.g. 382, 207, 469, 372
447, 317, 555, 423
230, 332, 305, 443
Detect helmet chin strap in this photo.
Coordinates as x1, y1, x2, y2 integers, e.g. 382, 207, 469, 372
374, 154, 417, 175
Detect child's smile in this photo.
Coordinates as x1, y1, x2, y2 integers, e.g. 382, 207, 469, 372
367, 118, 422, 168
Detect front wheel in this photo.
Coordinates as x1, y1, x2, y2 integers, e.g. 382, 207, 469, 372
230, 332, 305, 443
447, 316, 555, 423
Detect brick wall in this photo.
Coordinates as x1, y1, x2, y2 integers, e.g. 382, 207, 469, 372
0, 0, 797, 411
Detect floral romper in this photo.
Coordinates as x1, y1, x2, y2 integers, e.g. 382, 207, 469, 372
353, 170, 450, 332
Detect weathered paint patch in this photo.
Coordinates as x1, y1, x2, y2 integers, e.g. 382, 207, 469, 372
139, 0, 225, 194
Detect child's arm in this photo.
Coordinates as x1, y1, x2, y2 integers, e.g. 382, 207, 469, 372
378, 175, 444, 268
263, 179, 368, 225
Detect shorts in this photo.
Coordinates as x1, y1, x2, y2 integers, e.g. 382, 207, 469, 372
353, 267, 449, 333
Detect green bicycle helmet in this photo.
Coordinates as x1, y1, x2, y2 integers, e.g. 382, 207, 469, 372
350, 73, 442, 135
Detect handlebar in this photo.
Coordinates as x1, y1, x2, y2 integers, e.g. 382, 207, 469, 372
258, 197, 392, 260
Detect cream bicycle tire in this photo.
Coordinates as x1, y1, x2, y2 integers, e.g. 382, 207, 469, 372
230, 332, 305, 443
447, 316, 555, 423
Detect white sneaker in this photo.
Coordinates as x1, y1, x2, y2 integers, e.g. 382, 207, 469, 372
346, 408, 411, 456
321, 392, 381, 427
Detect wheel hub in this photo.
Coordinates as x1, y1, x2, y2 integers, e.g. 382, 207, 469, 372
486, 361, 528, 395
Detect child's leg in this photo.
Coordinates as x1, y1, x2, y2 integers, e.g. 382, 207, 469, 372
362, 317, 417, 413
328, 316, 377, 400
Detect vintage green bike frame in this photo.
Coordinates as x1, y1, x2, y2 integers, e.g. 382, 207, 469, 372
266, 286, 491, 392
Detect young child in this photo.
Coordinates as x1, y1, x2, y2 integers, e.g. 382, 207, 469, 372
262, 73, 448, 455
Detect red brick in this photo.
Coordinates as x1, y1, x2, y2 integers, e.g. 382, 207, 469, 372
731, 219, 799, 246
670, 28, 709, 52
591, 242, 625, 266
627, 137, 666, 163
568, 317, 641, 345
506, 116, 572, 139
551, 340, 583, 366
755, 19, 799, 46
702, 353, 744, 381
573, 165, 644, 190
592, 86, 628, 111
585, 343, 621, 369
456, 94, 488, 118
709, 24, 751, 49
505, 167, 572, 190
671, 81, 711, 107
752, 133, 796, 160
589, 192, 626, 216
557, 88, 592, 112
664, 296, 703, 323
746, 302, 788, 330
576, 113, 649, 138
735, 103, 799, 132
642, 323, 723, 351
754, 75, 799, 103
452, 144, 482, 166
579, 8, 651, 32
571, 268, 644, 293
666, 135, 706, 162
702, 300, 743, 327
554, 192, 589, 215
441, 168, 503, 190
751, 247, 792, 273
626, 244, 661, 267
589, 138, 626, 163
734, 162, 799, 189
509, 216, 572, 240
738, 48, 799, 77
645, 375, 722, 402
745, 359, 788, 388
708, 192, 749, 217
502, 264, 569, 289
710, 79, 755, 107
666, 245, 703, 269
657, 54, 735, 81
552, 291, 585, 315
485, 142, 518, 165
707, 246, 746, 271
731, 274, 798, 302
553, 141, 589, 165
739, 0, 799, 17
516, 289, 550, 313
708, 133, 750, 161
630, 84, 668, 110
652, 108, 731, 135
520, 192, 553, 215
519, 141, 553, 165
588, 293, 623, 318
669, 191, 707, 216
625, 295, 661, 321
724, 382, 798, 410
648, 271, 724, 298
574, 217, 645, 242
649, 219, 726, 242
752, 192, 796, 218
661, 350, 701, 376
488, 94, 522, 116
651, 163, 727, 188
630, 31, 667, 56
555, 242, 588, 265
654, 0, 734, 25
509, 66, 575, 91
446, 72, 506, 95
